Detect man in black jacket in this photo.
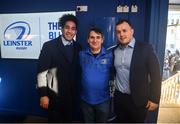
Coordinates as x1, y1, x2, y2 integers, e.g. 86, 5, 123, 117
113, 19, 161, 123
37, 14, 81, 122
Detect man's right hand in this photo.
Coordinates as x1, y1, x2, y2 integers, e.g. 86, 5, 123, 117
40, 96, 49, 109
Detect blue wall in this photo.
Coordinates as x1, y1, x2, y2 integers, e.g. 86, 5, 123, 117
0, 0, 168, 122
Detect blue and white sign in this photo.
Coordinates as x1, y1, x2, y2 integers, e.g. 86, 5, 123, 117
0, 11, 75, 59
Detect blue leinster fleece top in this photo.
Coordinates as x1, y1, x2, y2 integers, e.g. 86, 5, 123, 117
79, 47, 113, 104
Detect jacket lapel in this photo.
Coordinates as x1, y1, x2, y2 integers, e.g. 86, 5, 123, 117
71, 41, 79, 63
129, 41, 139, 84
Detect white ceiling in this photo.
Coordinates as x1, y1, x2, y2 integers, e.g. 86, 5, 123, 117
169, 0, 180, 4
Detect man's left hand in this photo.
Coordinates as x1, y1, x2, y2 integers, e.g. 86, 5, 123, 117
146, 100, 159, 111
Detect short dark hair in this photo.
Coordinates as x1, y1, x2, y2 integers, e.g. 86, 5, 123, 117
116, 19, 133, 29
88, 27, 104, 38
58, 14, 78, 28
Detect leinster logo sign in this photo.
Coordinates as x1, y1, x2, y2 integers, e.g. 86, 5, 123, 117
0, 11, 75, 59
3, 21, 32, 50
4, 21, 31, 40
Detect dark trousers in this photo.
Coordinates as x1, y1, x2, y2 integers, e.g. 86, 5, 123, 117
48, 98, 73, 123
114, 91, 148, 123
81, 100, 110, 123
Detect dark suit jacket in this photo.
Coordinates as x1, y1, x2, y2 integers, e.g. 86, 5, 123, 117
114, 41, 161, 107
37, 36, 81, 108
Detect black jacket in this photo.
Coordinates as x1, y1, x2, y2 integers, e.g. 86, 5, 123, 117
113, 41, 161, 107
37, 36, 81, 105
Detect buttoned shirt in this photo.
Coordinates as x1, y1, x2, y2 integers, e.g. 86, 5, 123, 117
114, 38, 135, 94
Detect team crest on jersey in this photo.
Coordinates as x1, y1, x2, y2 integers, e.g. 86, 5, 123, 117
101, 59, 107, 64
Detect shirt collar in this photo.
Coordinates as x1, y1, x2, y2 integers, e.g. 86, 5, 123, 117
128, 37, 135, 48
119, 37, 135, 49
61, 36, 73, 46
85, 47, 106, 56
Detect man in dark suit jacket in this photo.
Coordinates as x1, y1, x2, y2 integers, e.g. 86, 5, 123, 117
37, 14, 81, 122
113, 19, 161, 123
